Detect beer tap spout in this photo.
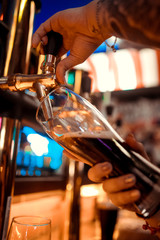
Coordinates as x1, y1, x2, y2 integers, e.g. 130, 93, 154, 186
0, 73, 57, 92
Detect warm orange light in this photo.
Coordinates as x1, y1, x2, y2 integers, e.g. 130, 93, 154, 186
80, 184, 99, 197
0, 14, 4, 21
18, 0, 27, 22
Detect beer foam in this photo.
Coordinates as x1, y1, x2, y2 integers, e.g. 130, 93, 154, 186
61, 130, 115, 139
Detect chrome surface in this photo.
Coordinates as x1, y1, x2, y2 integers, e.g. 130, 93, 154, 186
0, 1, 81, 240
42, 54, 56, 74
0, 73, 57, 91
0, 1, 38, 239
3, 0, 36, 76
24, 1, 36, 74
0, 118, 21, 240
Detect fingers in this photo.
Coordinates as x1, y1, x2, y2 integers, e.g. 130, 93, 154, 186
126, 133, 143, 153
88, 162, 141, 208
88, 162, 113, 182
55, 55, 76, 84
107, 189, 141, 207
126, 133, 150, 160
32, 14, 58, 48
56, 54, 83, 84
102, 174, 136, 193
102, 173, 141, 207
32, 10, 70, 49
56, 35, 101, 83
32, 7, 103, 83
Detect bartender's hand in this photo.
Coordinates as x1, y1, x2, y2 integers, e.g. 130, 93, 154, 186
32, 0, 107, 84
88, 133, 150, 211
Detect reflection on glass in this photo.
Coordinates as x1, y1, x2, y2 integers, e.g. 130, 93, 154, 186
36, 86, 160, 218
7, 216, 51, 240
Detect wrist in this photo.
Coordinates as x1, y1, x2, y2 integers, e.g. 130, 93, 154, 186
137, 210, 160, 237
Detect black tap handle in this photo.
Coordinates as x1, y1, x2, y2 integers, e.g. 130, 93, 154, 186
44, 30, 63, 56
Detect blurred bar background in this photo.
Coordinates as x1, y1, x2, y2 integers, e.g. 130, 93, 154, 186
0, 0, 160, 239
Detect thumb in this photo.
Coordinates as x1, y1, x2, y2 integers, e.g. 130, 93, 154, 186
56, 54, 82, 84
56, 37, 102, 84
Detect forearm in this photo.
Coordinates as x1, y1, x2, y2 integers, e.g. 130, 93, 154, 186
93, 0, 160, 48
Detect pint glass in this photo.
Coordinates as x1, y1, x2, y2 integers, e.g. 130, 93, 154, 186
37, 87, 160, 218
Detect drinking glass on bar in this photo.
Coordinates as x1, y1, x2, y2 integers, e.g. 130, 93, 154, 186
7, 216, 51, 240
36, 86, 160, 218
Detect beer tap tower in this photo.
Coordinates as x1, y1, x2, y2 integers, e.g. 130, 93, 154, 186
0, 0, 64, 239
0, 1, 41, 239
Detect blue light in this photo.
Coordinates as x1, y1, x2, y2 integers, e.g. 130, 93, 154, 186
23, 153, 30, 166
36, 156, 44, 168
22, 126, 36, 136
94, 42, 107, 53
16, 151, 23, 165
47, 139, 63, 169
35, 169, 41, 176
28, 169, 34, 176
50, 157, 62, 169
49, 95, 54, 100
20, 169, 26, 176
17, 126, 64, 174
30, 155, 36, 167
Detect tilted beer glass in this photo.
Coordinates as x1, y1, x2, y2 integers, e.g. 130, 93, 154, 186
36, 86, 160, 218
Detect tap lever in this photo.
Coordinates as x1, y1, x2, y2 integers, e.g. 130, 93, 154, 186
44, 30, 63, 56
0, 31, 63, 92
42, 31, 63, 74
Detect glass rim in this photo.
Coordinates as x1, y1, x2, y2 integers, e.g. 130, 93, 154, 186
12, 215, 51, 227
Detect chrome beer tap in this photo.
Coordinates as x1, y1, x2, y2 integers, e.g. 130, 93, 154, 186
0, 31, 62, 98
0, 31, 63, 123
0, 30, 82, 240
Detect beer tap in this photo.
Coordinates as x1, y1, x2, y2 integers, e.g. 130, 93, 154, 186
0, 30, 82, 240
0, 30, 63, 99
0, 30, 63, 129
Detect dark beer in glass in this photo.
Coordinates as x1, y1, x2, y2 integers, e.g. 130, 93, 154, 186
37, 87, 160, 218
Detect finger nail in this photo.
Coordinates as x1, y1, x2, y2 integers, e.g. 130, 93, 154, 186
124, 175, 135, 184
101, 162, 112, 172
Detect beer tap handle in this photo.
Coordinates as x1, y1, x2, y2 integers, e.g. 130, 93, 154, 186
44, 30, 63, 56
42, 31, 63, 75
0, 31, 63, 91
